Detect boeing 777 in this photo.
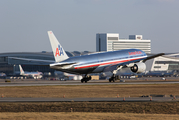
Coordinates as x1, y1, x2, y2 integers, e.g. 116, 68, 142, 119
48, 31, 164, 83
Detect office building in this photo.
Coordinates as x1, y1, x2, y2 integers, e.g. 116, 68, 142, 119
96, 33, 151, 53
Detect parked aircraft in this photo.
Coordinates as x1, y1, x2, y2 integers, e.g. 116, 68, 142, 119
47, 31, 164, 83
19, 65, 43, 79
0, 73, 6, 79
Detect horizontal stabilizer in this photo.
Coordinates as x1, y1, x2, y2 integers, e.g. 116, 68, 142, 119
50, 62, 76, 67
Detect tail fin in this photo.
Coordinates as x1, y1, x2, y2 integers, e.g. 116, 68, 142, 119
19, 65, 24, 75
48, 31, 69, 62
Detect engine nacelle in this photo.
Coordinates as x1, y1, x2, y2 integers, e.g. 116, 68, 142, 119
130, 62, 146, 73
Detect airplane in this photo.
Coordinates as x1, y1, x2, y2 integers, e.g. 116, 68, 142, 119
19, 65, 43, 79
0, 73, 6, 79
47, 31, 165, 83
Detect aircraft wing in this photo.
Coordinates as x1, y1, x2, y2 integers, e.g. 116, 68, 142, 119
103, 53, 165, 72
142, 53, 165, 62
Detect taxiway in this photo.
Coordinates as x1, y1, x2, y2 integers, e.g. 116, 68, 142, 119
0, 97, 178, 102
0, 79, 179, 87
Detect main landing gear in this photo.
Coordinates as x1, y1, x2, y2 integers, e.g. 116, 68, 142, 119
81, 75, 91, 83
109, 74, 118, 82
109, 66, 122, 82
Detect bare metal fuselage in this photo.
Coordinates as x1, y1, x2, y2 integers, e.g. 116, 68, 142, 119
50, 49, 147, 75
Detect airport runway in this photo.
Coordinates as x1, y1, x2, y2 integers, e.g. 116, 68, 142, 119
0, 97, 178, 102
0, 79, 179, 86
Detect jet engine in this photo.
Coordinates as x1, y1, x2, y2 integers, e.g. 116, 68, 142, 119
130, 62, 146, 73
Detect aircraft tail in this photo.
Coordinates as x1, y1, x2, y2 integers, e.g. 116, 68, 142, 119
48, 31, 69, 62
19, 65, 24, 75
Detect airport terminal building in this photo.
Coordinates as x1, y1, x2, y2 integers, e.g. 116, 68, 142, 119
151, 53, 179, 71
0, 51, 91, 76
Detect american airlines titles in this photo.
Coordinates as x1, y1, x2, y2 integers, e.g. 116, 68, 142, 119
128, 51, 142, 55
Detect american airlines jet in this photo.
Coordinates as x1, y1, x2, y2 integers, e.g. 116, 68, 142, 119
19, 65, 43, 79
48, 31, 164, 83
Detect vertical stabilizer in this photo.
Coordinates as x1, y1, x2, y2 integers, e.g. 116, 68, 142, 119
19, 65, 24, 75
48, 31, 69, 62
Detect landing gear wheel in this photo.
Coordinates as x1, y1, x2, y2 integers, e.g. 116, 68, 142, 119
109, 74, 118, 82
89, 76, 91, 80
81, 75, 91, 83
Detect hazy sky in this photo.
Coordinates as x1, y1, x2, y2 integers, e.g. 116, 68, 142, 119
0, 0, 179, 53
